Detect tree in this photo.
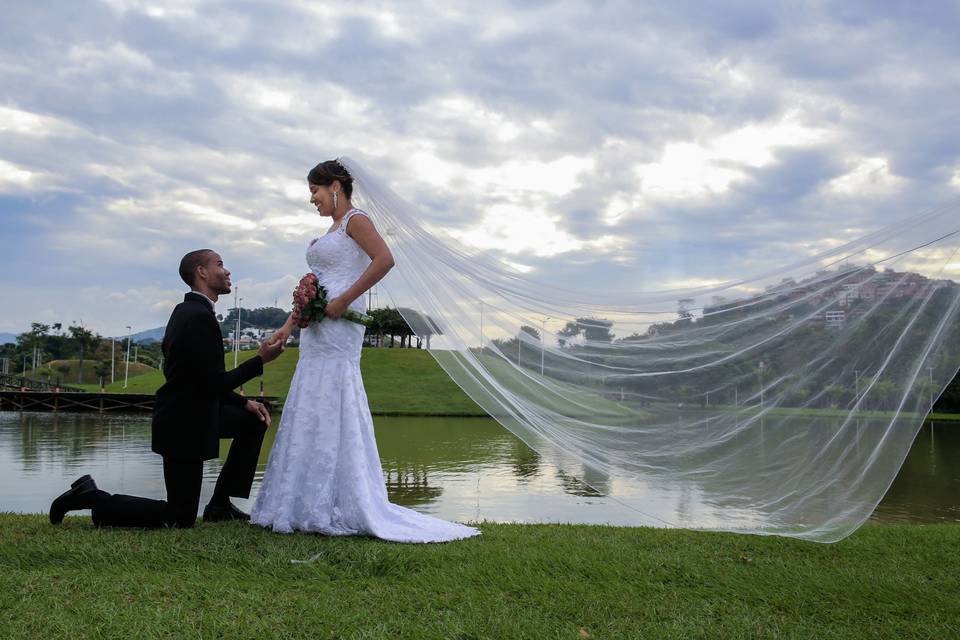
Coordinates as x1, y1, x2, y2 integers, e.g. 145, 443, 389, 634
365, 308, 385, 346
872, 378, 899, 411
556, 318, 614, 345
577, 318, 614, 343
365, 308, 412, 347
384, 308, 413, 347
18, 323, 50, 374
94, 360, 111, 386
557, 321, 580, 347
398, 308, 443, 349
68, 325, 96, 384
826, 383, 850, 408
220, 306, 288, 335
519, 325, 541, 340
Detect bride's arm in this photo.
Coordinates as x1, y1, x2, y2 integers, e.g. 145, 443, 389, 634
269, 312, 296, 345
325, 214, 395, 318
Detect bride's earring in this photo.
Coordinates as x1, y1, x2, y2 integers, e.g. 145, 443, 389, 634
333, 189, 338, 210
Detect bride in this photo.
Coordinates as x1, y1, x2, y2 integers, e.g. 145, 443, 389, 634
250, 159, 479, 543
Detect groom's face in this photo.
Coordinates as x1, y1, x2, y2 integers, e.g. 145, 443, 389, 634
198, 252, 232, 295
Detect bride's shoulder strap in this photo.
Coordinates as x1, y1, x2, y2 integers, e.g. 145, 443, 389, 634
341, 208, 370, 234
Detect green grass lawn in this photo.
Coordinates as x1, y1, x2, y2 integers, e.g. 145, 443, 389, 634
41, 359, 156, 387
2, 515, 957, 639
68, 347, 960, 421
80, 348, 485, 416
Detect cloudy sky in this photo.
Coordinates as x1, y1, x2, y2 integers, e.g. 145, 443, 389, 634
2, 1, 960, 337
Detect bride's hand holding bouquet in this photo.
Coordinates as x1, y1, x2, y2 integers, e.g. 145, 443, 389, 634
323, 296, 349, 319
291, 272, 372, 328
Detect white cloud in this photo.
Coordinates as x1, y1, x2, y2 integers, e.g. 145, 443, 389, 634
448, 202, 623, 257
415, 95, 525, 143
98, 0, 199, 19
634, 112, 829, 199
827, 156, 905, 196
0, 105, 83, 137
66, 42, 155, 72
411, 152, 595, 199
0, 158, 39, 190
175, 201, 258, 230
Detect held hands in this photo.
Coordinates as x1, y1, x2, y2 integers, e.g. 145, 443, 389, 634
325, 296, 348, 319
268, 328, 291, 347
244, 399, 272, 427
258, 337, 284, 363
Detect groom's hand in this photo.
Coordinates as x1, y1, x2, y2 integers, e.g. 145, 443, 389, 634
244, 400, 271, 427
258, 337, 284, 364
269, 329, 290, 346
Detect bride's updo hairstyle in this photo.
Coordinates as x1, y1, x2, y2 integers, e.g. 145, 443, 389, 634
308, 159, 354, 198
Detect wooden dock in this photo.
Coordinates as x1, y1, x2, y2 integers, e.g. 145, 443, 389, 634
0, 372, 84, 393
0, 390, 281, 413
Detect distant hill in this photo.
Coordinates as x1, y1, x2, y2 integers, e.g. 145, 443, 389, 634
114, 326, 166, 344
123, 307, 291, 344
0, 333, 16, 345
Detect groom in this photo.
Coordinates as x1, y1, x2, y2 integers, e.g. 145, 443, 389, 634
49, 249, 284, 527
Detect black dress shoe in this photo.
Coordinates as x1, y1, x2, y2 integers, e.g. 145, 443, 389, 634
203, 502, 250, 523
49, 475, 99, 525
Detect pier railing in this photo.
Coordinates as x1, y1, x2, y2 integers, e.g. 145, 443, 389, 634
0, 373, 84, 393
0, 389, 281, 413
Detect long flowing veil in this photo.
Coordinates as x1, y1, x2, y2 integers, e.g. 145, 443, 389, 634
340, 156, 960, 542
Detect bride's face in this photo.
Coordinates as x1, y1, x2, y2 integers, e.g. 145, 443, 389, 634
309, 181, 337, 217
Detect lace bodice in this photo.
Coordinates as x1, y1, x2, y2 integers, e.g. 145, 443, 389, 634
306, 209, 372, 306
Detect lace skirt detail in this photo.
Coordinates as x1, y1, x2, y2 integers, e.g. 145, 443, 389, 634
250, 332, 479, 543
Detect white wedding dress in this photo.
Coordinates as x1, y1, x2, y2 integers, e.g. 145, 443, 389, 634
250, 209, 480, 543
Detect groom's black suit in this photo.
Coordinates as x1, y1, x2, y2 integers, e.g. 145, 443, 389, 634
90, 292, 267, 528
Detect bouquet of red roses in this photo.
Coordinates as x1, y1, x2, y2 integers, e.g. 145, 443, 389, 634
291, 272, 373, 328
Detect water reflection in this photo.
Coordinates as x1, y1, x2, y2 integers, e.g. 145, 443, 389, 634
0, 411, 957, 527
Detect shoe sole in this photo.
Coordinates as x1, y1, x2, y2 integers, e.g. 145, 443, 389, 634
50, 475, 97, 525
71, 474, 93, 489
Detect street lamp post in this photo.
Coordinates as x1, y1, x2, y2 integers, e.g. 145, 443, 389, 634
234, 297, 243, 368
111, 338, 115, 384
759, 361, 766, 410
233, 287, 239, 367
72, 319, 85, 385
123, 326, 132, 389
540, 316, 551, 376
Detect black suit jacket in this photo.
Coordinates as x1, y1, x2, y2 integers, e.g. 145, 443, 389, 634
152, 292, 264, 461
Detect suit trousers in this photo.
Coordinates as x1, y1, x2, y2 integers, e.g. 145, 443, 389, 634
90, 404, 267, 528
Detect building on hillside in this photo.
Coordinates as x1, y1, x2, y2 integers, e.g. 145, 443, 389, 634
824, 309, 845, 328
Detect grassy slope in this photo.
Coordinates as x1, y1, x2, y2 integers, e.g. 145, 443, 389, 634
69, 348, 960, 421
44, 359, 155, 387
1, 515, 957, 639
81, 348, 485, 416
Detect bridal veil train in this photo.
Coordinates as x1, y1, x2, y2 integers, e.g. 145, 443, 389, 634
337, 155, 960, 542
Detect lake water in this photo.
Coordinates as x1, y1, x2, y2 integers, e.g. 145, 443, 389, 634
2, 411, 957, 527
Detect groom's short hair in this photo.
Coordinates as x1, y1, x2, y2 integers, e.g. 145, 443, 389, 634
179, 249, 215, 288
